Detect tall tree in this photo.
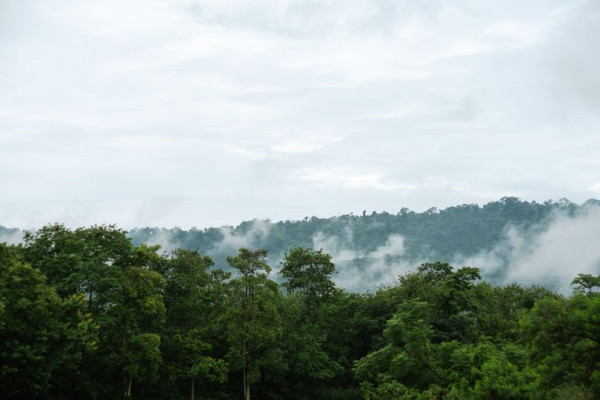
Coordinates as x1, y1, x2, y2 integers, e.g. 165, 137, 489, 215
277, 248, 343, 396
280, 247, 336, 306
22, 224, 132, 314
162, 249, 228, 400
102, 265, 166, 398
0, 245, 97, 399
520, 281, 600, 398
224, 249, 283, 400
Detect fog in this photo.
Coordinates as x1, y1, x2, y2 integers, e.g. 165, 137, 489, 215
212, 219, 271, 255
3, 203, 599, 294
455, 204, 600, 293
312, 230, 416, 291
301, 204, 600, 293
0, 229, 24, 246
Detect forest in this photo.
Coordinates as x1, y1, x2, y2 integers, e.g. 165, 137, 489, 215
124, 197, 600, 291
127, 197, 588, 261
1, 218, 599, 399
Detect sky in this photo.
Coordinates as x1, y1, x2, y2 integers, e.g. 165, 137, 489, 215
1, 0, 599, 229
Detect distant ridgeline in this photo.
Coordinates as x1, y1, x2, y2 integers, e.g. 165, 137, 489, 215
125, 197, 600, 287
2, 197, 599, 289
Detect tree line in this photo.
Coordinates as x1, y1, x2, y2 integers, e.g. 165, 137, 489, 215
1, 223, 599, 399
127, 197, 600, 282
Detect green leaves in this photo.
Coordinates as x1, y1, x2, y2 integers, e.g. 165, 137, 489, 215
354, 263, 548, 399
5, 223, 600, 399
280, 247, 336, 303
0, 255, 98, 399
224, 248, 284, 398
161, 249, 228, 398
124, 333, 162, 383
572, 273, 600, 295
519, 287, 600, 397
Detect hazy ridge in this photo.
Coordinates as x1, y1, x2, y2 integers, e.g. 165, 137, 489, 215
3, 197, 600, 292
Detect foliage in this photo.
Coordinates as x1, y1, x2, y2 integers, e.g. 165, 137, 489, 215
223, 248, 284, 400
1, 219, 599, 398
127, 197, 590, 283
0, 246, 98, 399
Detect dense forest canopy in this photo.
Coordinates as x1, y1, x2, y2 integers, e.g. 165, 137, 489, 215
1, 197, 600, 399
1, 228, 600, 399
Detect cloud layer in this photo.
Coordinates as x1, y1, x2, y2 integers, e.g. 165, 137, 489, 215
310, 203, 600, 293
457, 204, 600, 293
1, 0, 599, 228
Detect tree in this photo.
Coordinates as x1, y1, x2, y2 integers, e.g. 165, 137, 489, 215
520, 288, 600, 398
162, 249, 228, 400
0, 247, 97, 399
224, 249, 283, 400
571, 274, 600, 295
396, 262, 481, 343
22, 224, 133, 314
102, 265, 166, 398
280, 247, 336, 307
274, 293, 343, 398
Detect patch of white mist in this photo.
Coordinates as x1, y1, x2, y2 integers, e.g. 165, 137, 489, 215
0, 228, 24, 245
312, 231, 358, 263
212, 219, 271, 254
455, 204, 600, 293
312, 231, 417, 292
140, 229, 183, 254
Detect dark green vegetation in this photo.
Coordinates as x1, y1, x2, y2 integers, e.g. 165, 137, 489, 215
1, 222, 600, 399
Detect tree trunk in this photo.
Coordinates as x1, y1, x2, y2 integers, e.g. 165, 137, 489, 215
125, 372, 133, 398
191, 376, 195, 400
243, 368, 247, 400
243, 367, 251, 400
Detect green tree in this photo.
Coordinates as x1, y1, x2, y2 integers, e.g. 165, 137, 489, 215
223, 248, 283, 400
280, 247, 336, 304
162, 249, 228, 400
0, 246, 97, 399
396, 262, 481, 343
102, 265, 166, 398
22, 224, 133, 314
274, 293, 343, 398
572, 273, 600, 295
520, 285, 600, 398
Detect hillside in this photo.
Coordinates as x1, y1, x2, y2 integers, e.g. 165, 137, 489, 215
127, 197, 600, 291
2, 197, 599, 291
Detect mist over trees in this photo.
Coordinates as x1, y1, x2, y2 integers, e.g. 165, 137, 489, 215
2, 197, 600, 294
122, 197, 600, 291
1, 198, 600, 399
0, 198, 600, 400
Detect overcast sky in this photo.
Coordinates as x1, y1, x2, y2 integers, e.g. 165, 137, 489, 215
1, 0, 599, 229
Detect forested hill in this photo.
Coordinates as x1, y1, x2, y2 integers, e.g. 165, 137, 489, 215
2, 198, 600, 399
128, 197, 581, 258
2, 197, 600, 290
126, 197, 600, 291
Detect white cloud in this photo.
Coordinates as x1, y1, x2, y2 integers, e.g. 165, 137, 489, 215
271, 142, 322, 154
589, 184, 600, 198
313, 229, 414, 291
0, 229, 24, 245
213, 219, 271, 254
484, 20, 545, 50
0, 0, 598, 229
296, 168, 414, 191
456, 204, 600, 293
